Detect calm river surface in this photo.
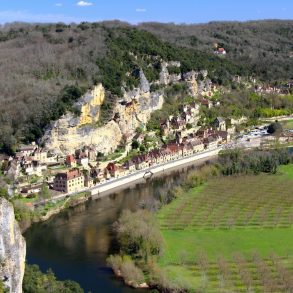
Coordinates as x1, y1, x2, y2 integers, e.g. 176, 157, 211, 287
24, 159, 212, 293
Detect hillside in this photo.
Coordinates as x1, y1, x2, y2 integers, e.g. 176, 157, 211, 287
0, 21, 245, 154
140, 20, 293, 82
0, 20, 292, 153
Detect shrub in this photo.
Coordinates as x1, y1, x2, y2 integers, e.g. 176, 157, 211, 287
120, 258, 145, 286
23, 264, 83, 293
114, 210, 164, 261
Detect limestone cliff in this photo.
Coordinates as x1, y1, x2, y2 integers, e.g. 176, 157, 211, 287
43, 75, 163, 155
117, 90, 164, 137
0, 198, 26, 293
183, 71, 199, 97
159, 61, 181, 85
42, 63, 210, 155
75, 84, 105, 126
43, 117, 123, 155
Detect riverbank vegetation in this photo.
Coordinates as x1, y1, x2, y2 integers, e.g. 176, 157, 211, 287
13, 191, 90, 231
108, 148, 293, 291
23, 264, 83, 293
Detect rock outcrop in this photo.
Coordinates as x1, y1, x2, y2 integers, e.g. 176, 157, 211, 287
42, 63, 211, 155
43, 116, 123, 155
183, 71, 199, 97
117, 91, 164, 137
159, 61, 181, 85
74, 84, 105, 126
139, 70, 150, 93
0, 198, 26, 293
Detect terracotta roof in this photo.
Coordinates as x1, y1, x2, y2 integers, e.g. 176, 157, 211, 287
106, 162, 117, 171
56, 169, 82, 180
66, 154, 76, 163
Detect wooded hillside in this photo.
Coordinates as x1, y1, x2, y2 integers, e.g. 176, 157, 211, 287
140, 20, 293, 81
0, 20, 292, 153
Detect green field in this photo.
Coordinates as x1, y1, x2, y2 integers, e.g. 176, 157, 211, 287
157, 164, 293, 292
281, 119, 293, 130
280, 164, 293, 179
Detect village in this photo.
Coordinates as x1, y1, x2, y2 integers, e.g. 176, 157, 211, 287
1, 72, 292, 205
1, 89, 293, 203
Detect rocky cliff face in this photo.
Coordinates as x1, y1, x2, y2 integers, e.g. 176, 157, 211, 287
42, 62, 210, 155
183, 71, 199, 97
159, 61, 181, 85
43, 73, 164, 155
74, 83, 105, 126
117, 89, 164, 137
0, 198, 26, 293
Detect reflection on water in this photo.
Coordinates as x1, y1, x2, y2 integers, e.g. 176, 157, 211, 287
25, 160, 211, 293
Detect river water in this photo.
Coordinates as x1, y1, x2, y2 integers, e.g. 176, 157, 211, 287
24, 159, 213, 293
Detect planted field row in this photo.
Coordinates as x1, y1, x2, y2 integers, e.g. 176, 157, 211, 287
164, 252, 293, 293
159, 174, 293, 230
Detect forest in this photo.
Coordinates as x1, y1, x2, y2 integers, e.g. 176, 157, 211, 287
0, 20, 292, 154
140, 20, 293, 82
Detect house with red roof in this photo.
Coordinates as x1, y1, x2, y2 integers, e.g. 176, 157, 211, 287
65, 154, 77, 168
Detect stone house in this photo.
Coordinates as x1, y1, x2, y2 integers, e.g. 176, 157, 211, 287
116, 166, 128, 178
84, 174, 94, 188
214, 47, 226, 55
190, 139, 205, 153
132, 155, 149, 170
160, 120, 170, 136
164, 143, 182, 160
214, 117, 226, 131
22, 159, 47, 176
21, 184, 43, 196
32, 148, 47, 162
77, 155, 89, 168
203, 136, 219, 150
19, 144, 37, 157
123, 160, 136, 172
5, 160, 21, 180
182, 143, 193, 157
106, 162, 117, 177
54, 169, 84, 193
217, 131, 231, 143
65, 155, 77, 168
90, 166, 105, 183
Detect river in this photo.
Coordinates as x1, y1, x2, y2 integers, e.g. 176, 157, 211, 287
24, 158, 213, 293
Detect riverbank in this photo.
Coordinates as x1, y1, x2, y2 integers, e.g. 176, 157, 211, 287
16, 191, 90, 232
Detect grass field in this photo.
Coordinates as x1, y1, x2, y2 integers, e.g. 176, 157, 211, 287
279, 164, 293, 179
157, 164, 293, 292
281, 119, 293, 130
